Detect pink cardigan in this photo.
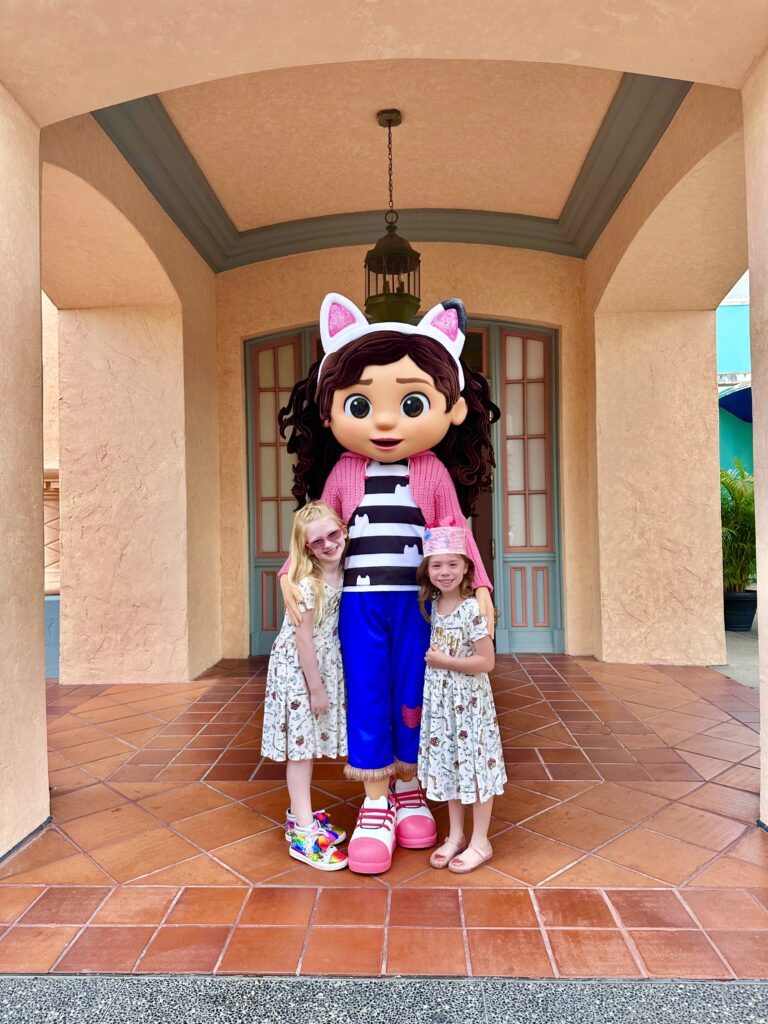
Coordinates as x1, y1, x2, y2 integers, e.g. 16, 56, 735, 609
281, 451, 492, 591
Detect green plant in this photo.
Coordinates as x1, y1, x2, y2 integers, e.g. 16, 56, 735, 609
720, 458, 756, 592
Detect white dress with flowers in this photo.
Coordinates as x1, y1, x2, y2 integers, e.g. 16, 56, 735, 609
417, 597, 506, 804
261, 577, 347, 761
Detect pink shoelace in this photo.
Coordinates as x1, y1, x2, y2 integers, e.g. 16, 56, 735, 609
390, 783, 428, 809
356, 804, 395, 831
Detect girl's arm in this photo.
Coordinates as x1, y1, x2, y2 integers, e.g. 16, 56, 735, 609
425, 635, 495, 675
295, 608, 330, 715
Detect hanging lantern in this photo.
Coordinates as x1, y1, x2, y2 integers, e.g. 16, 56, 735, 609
364, 109, 421, 323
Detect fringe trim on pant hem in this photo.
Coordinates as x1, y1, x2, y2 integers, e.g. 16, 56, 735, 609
394, 759, 418, 778
344, 762, 397, 781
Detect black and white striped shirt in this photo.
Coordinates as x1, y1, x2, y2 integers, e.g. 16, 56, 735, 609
343, 461, 425, 591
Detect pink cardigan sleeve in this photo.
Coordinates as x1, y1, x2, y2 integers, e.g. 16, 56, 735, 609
278, 462, 345, 576
431, 460, 493, 592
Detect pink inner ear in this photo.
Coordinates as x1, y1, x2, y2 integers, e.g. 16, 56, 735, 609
431, 307, 459, 342
328, 301, 357, 338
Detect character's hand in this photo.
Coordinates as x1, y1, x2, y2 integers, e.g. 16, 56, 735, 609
475, 587, 495, 641
280, 575, 304, 627
310, 686, 329, 716
425, 645, 450, 669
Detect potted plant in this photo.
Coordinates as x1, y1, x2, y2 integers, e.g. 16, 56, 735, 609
720, 458, 757, 631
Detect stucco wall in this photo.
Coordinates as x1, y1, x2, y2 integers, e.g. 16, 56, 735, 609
216, 242, 593, 658
0, 84, 49, 856
594, 311, 724, 664
42, 115, 221, 679
58, 305, 189, 682
42, 291, 59, 468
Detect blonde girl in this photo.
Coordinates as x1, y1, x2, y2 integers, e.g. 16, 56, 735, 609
415, 522, 507, 873
261, 501, 349, 870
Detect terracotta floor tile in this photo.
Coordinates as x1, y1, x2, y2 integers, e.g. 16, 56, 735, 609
547, 764, 600, 781
92, 887, 178, 924
47, 725, 110, 751
54, 926, 155, 973
713, 764, 760, 793
681, 783, 759, 824
631, 930, 730, 979
468, 929, 553, 977
677, 752, 734, 780
491, 829, 582, 885
570, 783, 668, 823
166, 887, 247, 924
0, 887, 44, 924
172, 804, 273, 849
645, 764, 705, 782
134, 854, 247, 887
237, 888, 317, 927
704, 721, 760, 746
502, 764, 549, 782
136, 925, 229, 973
587, 750, 638, 764
211, 831, 294, 884
218, 926, 305, 974
461, 889, 537, 928
547, 929, 640, 977
524, 804, 627, 851
89, 827, 200, 883
727, 828, 768, 867
536, 889, 615, 928
470, 785, 555, 826
62, 803, 160, 851
607, 890, 695, 928
544, 857, 668, 888
303, 925, 384, 975
675, 735, 757, 763
137, 783, 232, 822
50, 784, 127, 822
19, 886, 110, 925
0, 926, 79, 972
682, 890, 768, 930
385, 926, 466, 975
644, 803, 747, 852
0, 830, 80, 881
692, 857, 768, 888
599, 765, 654, 783
313, 888, 387, 926
60, 738, 135, 767
48, 766, 98, 794
708, 930, 768, 978
598, 829, 714, 885
390, 888, 461, 928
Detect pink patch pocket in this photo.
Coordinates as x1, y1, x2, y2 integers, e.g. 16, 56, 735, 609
402, 704, 422, 729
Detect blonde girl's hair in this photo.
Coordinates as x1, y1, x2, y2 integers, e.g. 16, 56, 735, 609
287, 501, 346, 626
416, 554, 475, 622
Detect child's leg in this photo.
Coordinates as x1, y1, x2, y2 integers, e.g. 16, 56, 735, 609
286, 759, 314, 828
448, 796, 494, 871
430, 800, 466, 868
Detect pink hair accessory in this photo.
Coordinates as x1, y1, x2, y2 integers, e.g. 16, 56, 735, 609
317, 292, 466, 390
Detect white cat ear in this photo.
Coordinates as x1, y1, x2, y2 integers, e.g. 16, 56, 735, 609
319, 293, 368, 355
417, 300, 466, 366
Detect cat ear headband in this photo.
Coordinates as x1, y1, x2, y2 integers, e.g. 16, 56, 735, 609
318, 292, 467, 390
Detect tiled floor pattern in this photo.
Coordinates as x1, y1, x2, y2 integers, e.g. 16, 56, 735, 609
1, 655, 766, 979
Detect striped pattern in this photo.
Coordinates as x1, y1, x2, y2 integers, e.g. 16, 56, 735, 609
344, 461, 425, 591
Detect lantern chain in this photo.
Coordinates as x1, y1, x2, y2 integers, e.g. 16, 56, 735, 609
387, 121, 394, 211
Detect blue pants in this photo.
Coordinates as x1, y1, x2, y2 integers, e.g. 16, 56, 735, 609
339, 591, 431, 776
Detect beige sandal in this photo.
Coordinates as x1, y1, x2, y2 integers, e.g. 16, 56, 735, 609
429, 835, 467, 869
448, 843, 493, 874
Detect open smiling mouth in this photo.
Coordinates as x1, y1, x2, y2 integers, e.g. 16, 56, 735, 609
371, 438, 402, 448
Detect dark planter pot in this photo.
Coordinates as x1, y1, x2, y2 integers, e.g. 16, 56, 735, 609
723, 590, 757, 631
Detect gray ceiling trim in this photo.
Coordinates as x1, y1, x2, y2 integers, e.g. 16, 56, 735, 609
93, 73, 691, 273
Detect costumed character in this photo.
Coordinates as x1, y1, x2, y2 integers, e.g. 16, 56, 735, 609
278, 292, 499, 874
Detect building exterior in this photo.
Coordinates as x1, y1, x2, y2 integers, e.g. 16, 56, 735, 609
3, 1, 768, 863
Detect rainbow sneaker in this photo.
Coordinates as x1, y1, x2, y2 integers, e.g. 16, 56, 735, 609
284, 808, 346, 845
289, 822, 348, 871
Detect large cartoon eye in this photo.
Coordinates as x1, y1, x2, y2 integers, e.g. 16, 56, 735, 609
343, 394, 372, 419
400, 392, 430, 418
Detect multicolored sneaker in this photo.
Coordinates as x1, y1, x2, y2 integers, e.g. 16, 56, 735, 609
289, 822, 348, 871
284, 808, 346, 845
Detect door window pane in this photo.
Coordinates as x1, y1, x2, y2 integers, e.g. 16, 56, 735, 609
261, 502, 278, 552
527, 382, 545, 435
527, 337, 545, 379
463, 331, 485, 375
260, 447, 277, 498
507, 494, 526, 547
527, 438, 546, 491
280, 500, 295, 551
277, 344, 295, 387
505, 335, 523, 380
529, 494, 548, 546
505, 383, 523, 435
505, 439, 525, 491
278, 444, 294, 496
258, 347, 275, 388
258, 391, 276, 443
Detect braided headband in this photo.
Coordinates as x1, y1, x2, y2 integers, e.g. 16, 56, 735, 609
318, 292, 467, 391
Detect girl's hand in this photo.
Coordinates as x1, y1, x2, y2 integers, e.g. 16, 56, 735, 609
280, 576, 305, 627
310, 687, 329, 716
425, 645, 450, 670
475, 587, 495, 640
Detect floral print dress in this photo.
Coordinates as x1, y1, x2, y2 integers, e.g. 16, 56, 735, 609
261, 577, 347, 762
417, 597, 507, 804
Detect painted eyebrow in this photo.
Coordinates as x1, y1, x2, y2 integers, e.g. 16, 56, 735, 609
351, 378, 373, 386
395, 377, 432, 386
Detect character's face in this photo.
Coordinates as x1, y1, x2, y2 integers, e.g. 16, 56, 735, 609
325, 355, 467, 462
427, 554, 468, 595
305, 517, 346, 569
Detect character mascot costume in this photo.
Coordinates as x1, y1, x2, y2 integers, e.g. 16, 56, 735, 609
279, 292, 499, 873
